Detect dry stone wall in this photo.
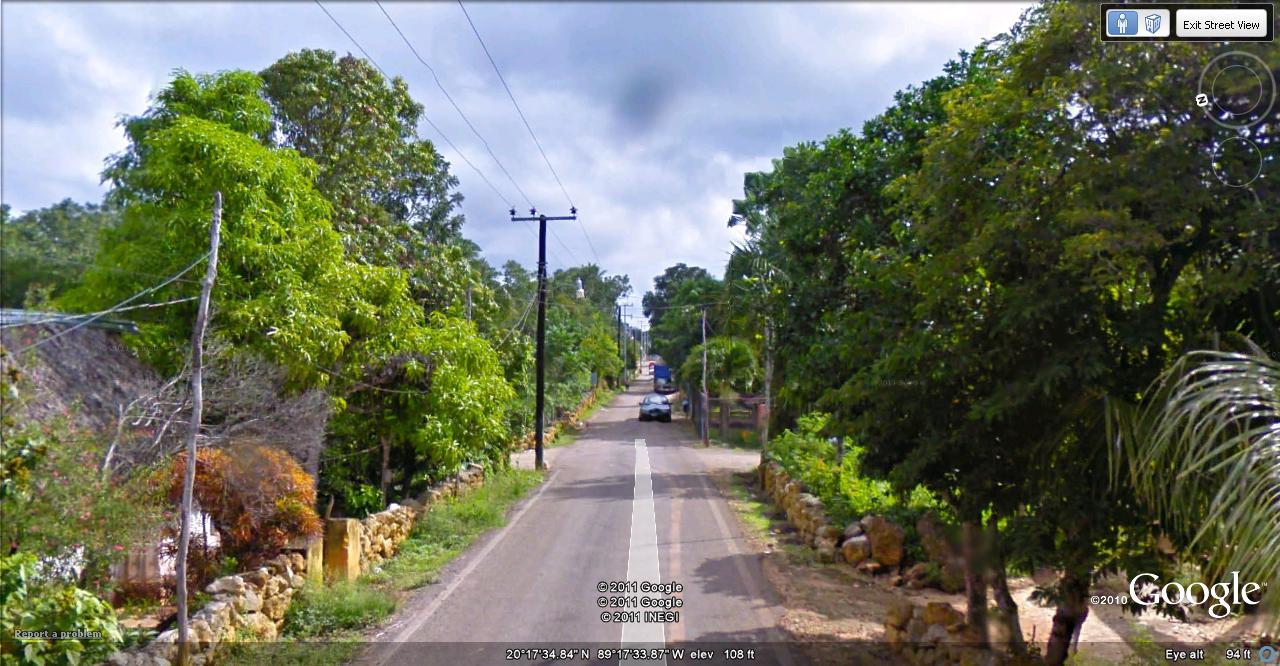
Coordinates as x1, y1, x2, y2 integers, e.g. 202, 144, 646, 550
104, 551, 307, 666
884, 599, 1011, 666
359, 463, 484, 569
101, 463, 488, 666
759, 459, 904, 571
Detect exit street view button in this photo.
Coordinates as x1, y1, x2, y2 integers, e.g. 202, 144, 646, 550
1100, 4, 1273, 42
1177, 8, 1270, 38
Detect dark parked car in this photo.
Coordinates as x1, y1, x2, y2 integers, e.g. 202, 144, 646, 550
639, 393, 672, 422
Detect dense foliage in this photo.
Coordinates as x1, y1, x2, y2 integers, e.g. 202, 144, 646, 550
0, 200, 118, 309
0, 368, 165, 596
0, 553, 123, 666
648, 2, 1278, 661
164, 445, 322, 565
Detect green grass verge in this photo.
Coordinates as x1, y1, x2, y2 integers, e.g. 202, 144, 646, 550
222, 468, 543, 666
549, 386, 620, 448
719, 471, 774, 537
718, 470, 822, 567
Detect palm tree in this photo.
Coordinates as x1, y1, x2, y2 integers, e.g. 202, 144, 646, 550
1109, 345, 1279, 624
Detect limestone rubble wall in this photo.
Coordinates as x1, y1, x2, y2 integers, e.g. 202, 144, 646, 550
102, 463, 488, 666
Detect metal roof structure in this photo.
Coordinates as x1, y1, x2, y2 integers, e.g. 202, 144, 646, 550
0, 308, 139, 334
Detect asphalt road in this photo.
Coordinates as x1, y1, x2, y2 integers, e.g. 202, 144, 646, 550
356, 378, 795, 666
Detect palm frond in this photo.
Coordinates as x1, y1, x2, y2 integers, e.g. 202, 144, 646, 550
1110, 346, 1280, 619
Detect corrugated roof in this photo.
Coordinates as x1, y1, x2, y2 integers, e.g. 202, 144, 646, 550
0, 308, 139, 333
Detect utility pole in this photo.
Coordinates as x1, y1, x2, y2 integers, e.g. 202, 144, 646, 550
700, 306, 709, 447
511, 207, 577, 470
176, 192, 222, 666
618, 304, 632, 382
762, 321, 773, 449
465, 283, 473, 321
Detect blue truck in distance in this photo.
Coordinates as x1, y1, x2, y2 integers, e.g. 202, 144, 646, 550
653, 364, 676, 393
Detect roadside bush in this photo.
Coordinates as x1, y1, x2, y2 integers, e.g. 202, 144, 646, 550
165, 444, 322, 567
767, 411, 950, 535
0, 552, 123, 665
0, 374, 166, 595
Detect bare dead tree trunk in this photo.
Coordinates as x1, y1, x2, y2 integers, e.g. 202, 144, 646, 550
1045, 569, 1090, 666
176, 193, 221, 666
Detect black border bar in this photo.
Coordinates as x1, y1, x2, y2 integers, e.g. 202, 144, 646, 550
1100, 3, 1274, 42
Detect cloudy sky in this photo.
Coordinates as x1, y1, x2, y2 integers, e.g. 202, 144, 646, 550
2, 1, 1030, 318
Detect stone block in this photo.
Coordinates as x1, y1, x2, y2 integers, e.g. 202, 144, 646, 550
324, 518, 362, 582
922, 601, 965, 628
205, 575, 244, 596
885, 598, 914, 629
842, 535, 871, 565
286, 535, 323, 583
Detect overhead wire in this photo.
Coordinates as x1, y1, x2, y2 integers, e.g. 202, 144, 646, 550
316, 0, 576, 270
313, 0, 516, 213
375, 0, 535, 209
456, 0, 600, 267
7, 251, 211, 355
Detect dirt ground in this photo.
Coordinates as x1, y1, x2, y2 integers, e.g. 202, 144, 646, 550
713, 469, 1264, 665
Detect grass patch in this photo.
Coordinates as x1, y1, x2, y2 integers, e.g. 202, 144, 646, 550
580, 387, 619, 422
719, 471, 774, 538
717, 470, 820, 566
283, 582, 397, 637
222, 633, 362, 666
548, 430, 579, 448
222, 468, 543, 666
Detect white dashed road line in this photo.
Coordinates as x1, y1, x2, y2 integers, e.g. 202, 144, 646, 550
621, 437, 666, 665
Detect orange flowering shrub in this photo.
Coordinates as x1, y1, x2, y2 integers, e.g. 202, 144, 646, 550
166, 444, 322, 565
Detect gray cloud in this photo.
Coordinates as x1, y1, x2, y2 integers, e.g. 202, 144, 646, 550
2, 1, 1030, 318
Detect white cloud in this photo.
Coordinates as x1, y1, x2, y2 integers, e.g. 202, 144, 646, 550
2, 1, 1031, 304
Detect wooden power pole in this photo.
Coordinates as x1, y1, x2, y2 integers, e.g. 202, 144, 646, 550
701, 306, 709, 447
176, 192, 222, 665
510, 207, 577, 470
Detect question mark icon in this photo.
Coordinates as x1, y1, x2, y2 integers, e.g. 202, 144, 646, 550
1260, 644, 1278, 664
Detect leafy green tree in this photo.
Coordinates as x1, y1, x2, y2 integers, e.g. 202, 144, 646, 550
0, 200, 118, 308
67, 70, 433, 386
552, 265, 631, 316
642, 264, 711, 330
646, 272, 723, 376
680, 336, 758, 438
725, 3, 1277, 660
66, 69, 516, 520
323, 314, 514, 510
260, 49, 464, 265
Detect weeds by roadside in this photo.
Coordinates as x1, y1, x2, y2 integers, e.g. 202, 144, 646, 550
222, 468, 543, 666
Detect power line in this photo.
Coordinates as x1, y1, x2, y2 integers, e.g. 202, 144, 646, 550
313, 0, 515, 210
493, 291, 538, 347
8, 251, 211, 355
375, 1, 535, 209
316, 0, 580, 268
456, 0, 601, 267
456, 0, 575, 209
